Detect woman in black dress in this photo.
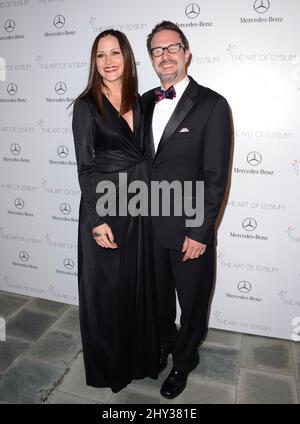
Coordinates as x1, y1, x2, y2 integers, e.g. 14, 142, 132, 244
72, 30, 158, 393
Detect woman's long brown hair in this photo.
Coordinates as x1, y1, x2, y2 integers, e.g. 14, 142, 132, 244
70, 30, 138, 115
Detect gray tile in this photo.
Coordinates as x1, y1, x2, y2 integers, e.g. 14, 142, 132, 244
0, 337, 30, 374
130, 362, 172, 394
52, 307, 80, 334
295, 363, 300, 403
26, 329, 82, 369
192, 345, 239, 385
172, 375, 236, 404
292, 341, 300, 401
131, 372, 236, 404
241, 334, 293, 375
46, 390, 99, 404
6, 309, 56, 342
26, 298, 69, 317
204, 328, 242, 350
57, 353, 113, 403
0, 292, 31, 319
237, 369, 298, 404
292, 341, 300, 362
109, 387, 160, 404
0, 357, 63, 403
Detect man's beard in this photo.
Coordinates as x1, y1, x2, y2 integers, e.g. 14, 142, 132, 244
156, 59, 185, 85
159, 71, 179, 84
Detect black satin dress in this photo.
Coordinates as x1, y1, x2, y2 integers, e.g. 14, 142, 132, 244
72, 94, 159, 392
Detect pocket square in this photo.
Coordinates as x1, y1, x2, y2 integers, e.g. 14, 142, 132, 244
179, 127, 190, 133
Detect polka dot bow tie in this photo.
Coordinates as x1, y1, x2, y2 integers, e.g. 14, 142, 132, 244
154, 85, 176, 103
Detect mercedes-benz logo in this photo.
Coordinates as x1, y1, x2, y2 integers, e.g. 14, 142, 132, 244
63, 258, 74, 270
242, 218, 257, 232
4, 19, 16, 33
238, 281, 252, 293
55, 81, 67, 96
7, 83, 18, 96
253, 0, 270, 14
53, 15, 65, 29
60, 202, 71, 215
14, 198, 25, 209
19, 250, 29, 262
57, 145, 69, 158
10, 143, 21, 156
247, 151, 262, 166
185, 3, 200, 19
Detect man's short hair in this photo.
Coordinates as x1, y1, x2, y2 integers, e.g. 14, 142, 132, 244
147, 21, 190, 53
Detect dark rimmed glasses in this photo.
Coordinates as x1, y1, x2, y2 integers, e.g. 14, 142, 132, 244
150, 43, 185, 57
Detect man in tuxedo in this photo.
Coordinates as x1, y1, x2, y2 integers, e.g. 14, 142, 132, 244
142, 21, 232, 399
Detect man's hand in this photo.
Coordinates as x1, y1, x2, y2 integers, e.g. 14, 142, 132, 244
92, 223, 118, 249
182, 236, 206, 262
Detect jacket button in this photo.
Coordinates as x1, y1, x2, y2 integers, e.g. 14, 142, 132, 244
152, 163, 157, 168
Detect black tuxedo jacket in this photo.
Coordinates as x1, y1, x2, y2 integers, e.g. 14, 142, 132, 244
142, 76, 232, 250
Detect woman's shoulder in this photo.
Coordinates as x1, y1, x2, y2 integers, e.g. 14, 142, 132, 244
72, 93, 100, 128
74, 92, 94, 107
73, 93, 98, 118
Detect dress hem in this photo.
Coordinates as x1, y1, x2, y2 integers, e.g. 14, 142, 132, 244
86, 373, 159, 393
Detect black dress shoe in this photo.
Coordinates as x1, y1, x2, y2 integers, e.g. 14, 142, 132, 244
160, 368, 188, 399
158, 347, 172, 374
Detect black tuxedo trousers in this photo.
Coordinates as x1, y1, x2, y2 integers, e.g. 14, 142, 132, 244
153, 239, 215, 373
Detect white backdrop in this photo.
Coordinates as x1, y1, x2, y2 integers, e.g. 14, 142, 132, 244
0, 0, 299, 340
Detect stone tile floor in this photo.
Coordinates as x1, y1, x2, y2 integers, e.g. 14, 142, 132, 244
0, 290, 299, 404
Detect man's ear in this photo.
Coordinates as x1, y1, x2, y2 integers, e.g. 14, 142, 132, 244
185, 49, 192, 68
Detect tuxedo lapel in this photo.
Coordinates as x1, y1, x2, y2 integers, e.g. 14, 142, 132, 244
155, 78, 199, 158
143, 77, 198, 160
156, 92, 194, 157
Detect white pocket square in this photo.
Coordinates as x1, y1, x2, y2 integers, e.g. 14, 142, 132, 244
179, 127, 190, 133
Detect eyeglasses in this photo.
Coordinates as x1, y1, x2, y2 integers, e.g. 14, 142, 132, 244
150, 43, 185, 57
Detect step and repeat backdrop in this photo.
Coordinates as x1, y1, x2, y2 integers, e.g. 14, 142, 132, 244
0, 0, 299, 340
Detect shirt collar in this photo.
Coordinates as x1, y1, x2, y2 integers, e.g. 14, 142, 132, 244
161, 75, 189, 100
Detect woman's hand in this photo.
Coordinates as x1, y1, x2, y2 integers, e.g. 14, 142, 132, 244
92, 223, 118, 249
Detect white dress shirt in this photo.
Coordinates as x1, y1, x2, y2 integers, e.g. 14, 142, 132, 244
152, 75, 190, 153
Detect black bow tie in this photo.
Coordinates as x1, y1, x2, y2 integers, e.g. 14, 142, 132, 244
154, 86, 176, 103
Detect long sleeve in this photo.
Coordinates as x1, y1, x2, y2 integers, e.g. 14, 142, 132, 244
72, 98, 104, 230
187, 96, 232, 244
